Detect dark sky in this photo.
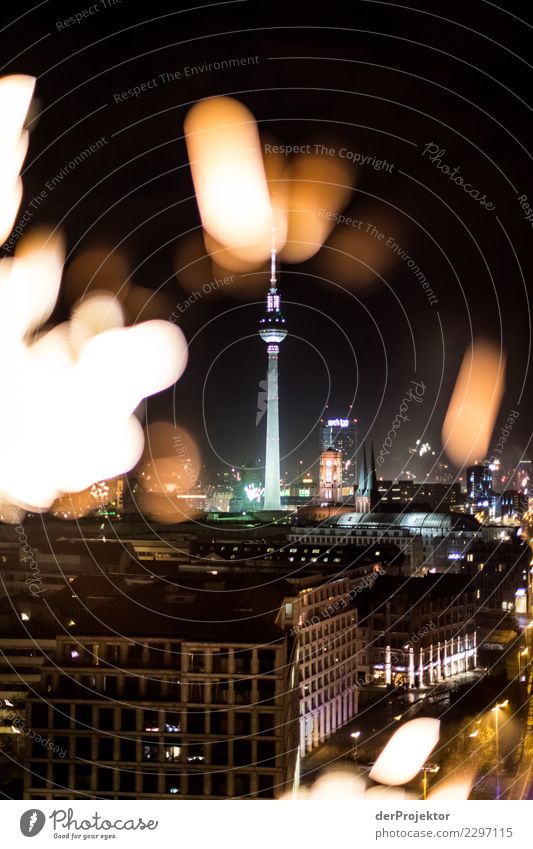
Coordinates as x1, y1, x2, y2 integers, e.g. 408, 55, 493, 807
3, 0, 532, 485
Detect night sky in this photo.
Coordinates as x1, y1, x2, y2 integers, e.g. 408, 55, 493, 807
3, 0, 532, 485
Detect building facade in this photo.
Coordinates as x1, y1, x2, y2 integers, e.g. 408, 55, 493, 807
318, 449, 343, 502
23, 578, 300, 800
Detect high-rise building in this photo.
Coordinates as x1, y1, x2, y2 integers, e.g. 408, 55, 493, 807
319, 417, 358, 486
258, 244, 287, 510
466, 463, 493, 505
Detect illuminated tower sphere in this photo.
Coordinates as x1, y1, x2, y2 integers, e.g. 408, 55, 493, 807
258, 244, 287, 510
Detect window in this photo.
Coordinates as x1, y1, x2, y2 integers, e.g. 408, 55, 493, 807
53, 764, 69, 787
210, 712, 228, 734
212, 651, 229, 674
233, 680, 251, 705
52, 704, 70, 730
233, 740, 251, 766
76, 737, 92, 759
102, 676, 117, 696
257, 773, 275, 799
258, 713, 275, 736
124, 675, 140, 697
106, 644, 121, 663
165, 775, 181, 795
143, 771, 159, 794
258, 650, 275, 674
98, 737, 114, 760
234, 650, 252, 674
121, 709, 137, 732
258, 680, 276, 705
30, 762, 47, 788
188, 650, 205, 673
31, 702, 48, 728
58, 676, 76, 697
186, 742, 205, 763
211, 741, 228, 765
74, 764, 92, 790
187, 774, 204, 796
167, 678, 181, 701
257, 741, 276, 767
97, 767, 113, 792
234, 712, 251, 734
120, 770, 136, 793
31, 738, 47, 758
234, 773, 251, 796
121, 739, 137, 762
164, 745, 181, 763
142, 741, 158, 762
145, 677, 161, 698
188, 681, 205, 704
211, 681, 229, 704
99, 708, 114, 731
75, 704, 92, 727
187, 710, 206, 734
147, 643, 164, 665
144, 710, 159, 732
163, 711, 181, 733
211, 773, 227, 797
127, 643, 144, 663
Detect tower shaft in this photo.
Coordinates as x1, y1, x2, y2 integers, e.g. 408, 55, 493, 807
263, 346, 281, 510
258, 238, 287, 512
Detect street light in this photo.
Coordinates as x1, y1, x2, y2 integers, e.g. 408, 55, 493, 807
526, 622, 533, 657
421, 762, 440, 800
492, 701, 509, 800
519, 648, 528, 683
350, 731, 361, 760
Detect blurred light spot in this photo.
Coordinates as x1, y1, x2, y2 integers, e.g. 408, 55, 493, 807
210, 259, 269, 299
0, 231, 188, 511
279, 152, 353, 263
442, 338, 505, 467
63, 246, 131, 307
369, 718, 440, 786
315, 205, 405, 292
139, 421, 200, 496
365, 784, 408, 799
185, 97, 283, 264
428, 773, 473, 800
124, 284, 174, 324
308, 768, 365, 799
70, 292, 124, 355
0, 74, 35, 242
174, 231, 213, 294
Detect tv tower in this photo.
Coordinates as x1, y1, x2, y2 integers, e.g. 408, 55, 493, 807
258, 234, 287, 510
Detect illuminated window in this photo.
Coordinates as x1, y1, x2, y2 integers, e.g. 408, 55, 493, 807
164, 745, 181, 762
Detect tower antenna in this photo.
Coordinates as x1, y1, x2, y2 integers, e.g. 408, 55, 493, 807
270, 224, 277, 287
